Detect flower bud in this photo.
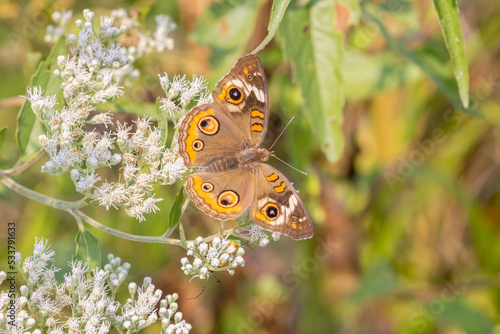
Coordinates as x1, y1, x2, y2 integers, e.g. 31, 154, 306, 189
173, 312, 182, 324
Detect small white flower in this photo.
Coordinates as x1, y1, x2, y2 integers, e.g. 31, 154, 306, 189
160, 98, 180, 117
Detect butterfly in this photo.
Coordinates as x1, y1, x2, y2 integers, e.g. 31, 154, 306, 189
177, 54, 313, 240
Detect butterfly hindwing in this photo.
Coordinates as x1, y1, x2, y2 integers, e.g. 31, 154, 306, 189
250, 164, 313, 240
212, 53, 269, 147
185, 168, 254, 220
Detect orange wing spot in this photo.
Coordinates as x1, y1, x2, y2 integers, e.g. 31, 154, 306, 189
274, 182, 286, 193
244, 68, 249, 75
292, 221, 297, 230
251, 110, 265, 119
218, 87, 228, 101
256, 212, 273, 224
185, 109, 215, 163
251, 124, 263, 132
191, 175, 242, 214
299, 225, 303, 230
255, 212, 269, 223
266, 173, 279, 182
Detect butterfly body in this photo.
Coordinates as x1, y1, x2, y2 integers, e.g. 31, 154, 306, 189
178, 54, 313, 240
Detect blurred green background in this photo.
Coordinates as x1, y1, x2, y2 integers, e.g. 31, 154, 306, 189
1, 0, 500, 333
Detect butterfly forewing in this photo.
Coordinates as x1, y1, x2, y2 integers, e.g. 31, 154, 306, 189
178, 104, 244, 168
212, 54, 269, 147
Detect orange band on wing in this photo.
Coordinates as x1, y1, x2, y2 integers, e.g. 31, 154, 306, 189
191, 175, 242, 214
251, 110, 265, 119
251, 124, 263, 132
185, 109, 215, 163
274, 182, 286, 193
266, 173, 279, 182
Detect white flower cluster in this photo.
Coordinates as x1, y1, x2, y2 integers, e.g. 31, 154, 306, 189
25, 9, 187, 221
123, 283, 191, 334
240, 224, 273, 247
181, 236, 246, 279
45, 10, 74, 43
159, 74, 211, 122
95, 117, 187, 221
0, 239, 191, 334
111, 10, 176, 56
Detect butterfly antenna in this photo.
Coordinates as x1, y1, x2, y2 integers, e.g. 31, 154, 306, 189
271, 154, 308, 176
269, 117, 295, 150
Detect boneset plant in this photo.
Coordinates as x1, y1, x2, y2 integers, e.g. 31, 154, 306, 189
0, 5, 290, 332
0, 238, 191, 333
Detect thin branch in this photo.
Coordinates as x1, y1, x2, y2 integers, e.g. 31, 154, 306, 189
72, 209, 182, 245
2, 150, 46, 176
0, 174, 86, 210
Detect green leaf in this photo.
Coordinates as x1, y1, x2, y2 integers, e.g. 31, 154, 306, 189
433, 0, 469, 108
0, 127, 6, 153
349, 261, 398, 304
228, 235, 254, 251
74, 229, 101, 269
191, 0, 266, 82
155, 97, 168, 146
178, 223, 187, 249
253, 0, 291, 53
439, 299, 496, 334
167, 187, 184, 231
363, 7, 479, 117
16, 37, 66, 157
281, 0, 345, 162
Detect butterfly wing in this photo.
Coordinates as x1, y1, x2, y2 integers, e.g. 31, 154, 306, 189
212, 53, 269, 147
178, 104, 245, 168
185, 168, 254, 220
250, 164, 313, 240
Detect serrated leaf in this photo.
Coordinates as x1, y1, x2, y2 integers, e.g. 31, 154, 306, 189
253, 0, 291, 53
74, 229, 101, 269
167, 187, 184, 230
433, 0, 469, 108
156, 97, 168, 146
178, 223, 187, 249
0, 127, 6, 153
281, 0, 345, 162
16, 37, 66, 157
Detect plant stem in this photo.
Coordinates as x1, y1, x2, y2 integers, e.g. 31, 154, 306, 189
0, 174, 86, 210
0, 173, 184, 245
71, 210, 182, 245
2, 150, 46, 176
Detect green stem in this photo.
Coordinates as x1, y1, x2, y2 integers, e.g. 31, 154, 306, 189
72, 209, 182, 245
202, 227, 238, 243
0, 174, 86, 210
0, 174, 185, 245
2, 150, 46, 176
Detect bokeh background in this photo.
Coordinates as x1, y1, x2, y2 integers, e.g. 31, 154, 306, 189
1, 0, 500, 333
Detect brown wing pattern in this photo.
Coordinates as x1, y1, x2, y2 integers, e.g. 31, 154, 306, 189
250, 164, 313, 240
212, 54, 269, 147
185, 168, 254, 220
177, 104, 243, 168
